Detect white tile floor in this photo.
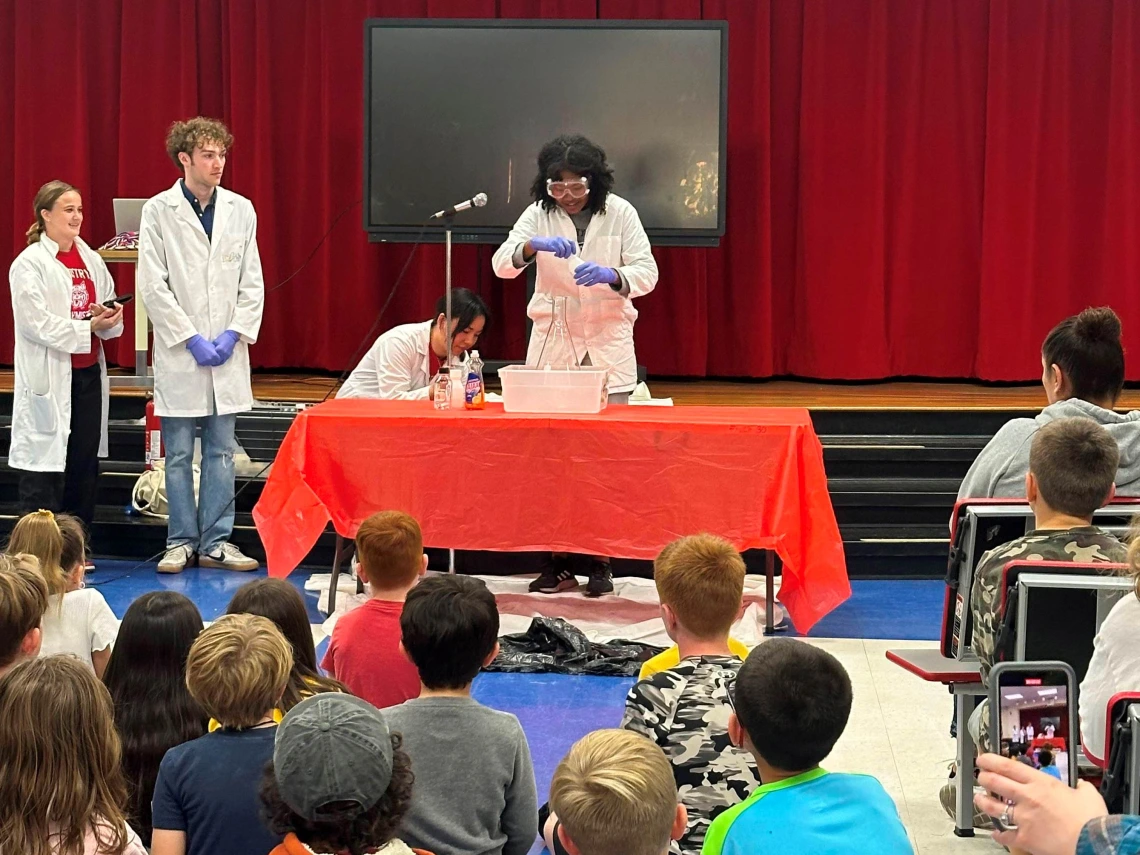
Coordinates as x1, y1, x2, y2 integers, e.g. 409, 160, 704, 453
812, 638, 1002, 855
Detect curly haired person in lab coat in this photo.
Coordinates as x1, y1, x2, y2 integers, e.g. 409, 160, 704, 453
492, 134, 658, 597
137, 118, 264, 575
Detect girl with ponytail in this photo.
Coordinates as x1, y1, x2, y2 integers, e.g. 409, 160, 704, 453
6, 510, 118, 677
8, 181, 125, 530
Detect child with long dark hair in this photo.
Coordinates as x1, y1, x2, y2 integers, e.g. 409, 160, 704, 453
102, 592, 207, 847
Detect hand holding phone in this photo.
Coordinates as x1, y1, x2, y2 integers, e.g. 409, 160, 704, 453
974, 753, 1107, 855
103, 294, 134, 307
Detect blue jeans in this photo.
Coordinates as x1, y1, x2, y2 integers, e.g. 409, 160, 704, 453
163, 412, 237, 555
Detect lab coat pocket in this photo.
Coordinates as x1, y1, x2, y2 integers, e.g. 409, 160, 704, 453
26, 389, 57, 434
220, 238, 243, 269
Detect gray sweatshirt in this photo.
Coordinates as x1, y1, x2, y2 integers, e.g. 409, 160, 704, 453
384, 696, 537, 855
957, 398, 1140, 501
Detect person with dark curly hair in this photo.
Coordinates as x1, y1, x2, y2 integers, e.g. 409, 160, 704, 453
492, 134, 659, 596
261, 693, 416, 855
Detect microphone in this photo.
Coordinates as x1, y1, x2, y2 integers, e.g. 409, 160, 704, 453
431, 193, 488, 220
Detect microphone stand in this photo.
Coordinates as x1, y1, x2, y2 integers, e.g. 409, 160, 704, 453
443, 212, 455, 363
442, 212, 456, 575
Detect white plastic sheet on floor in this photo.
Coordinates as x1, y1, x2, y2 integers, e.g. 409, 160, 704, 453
305, 571, 784, 649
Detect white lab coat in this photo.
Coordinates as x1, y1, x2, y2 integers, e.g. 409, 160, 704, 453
491, 193, 657, 394
8, 235, 123, 472
338, 320, 465, 401
137, 182, 264, 418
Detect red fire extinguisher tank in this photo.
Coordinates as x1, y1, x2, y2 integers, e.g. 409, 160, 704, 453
145, 399, 164, 469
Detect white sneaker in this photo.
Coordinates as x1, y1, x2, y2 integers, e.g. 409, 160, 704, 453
158, 544, 195, 574
199, 542, 259, 572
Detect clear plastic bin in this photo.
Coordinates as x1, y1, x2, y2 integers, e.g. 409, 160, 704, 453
498, 365, 608, 414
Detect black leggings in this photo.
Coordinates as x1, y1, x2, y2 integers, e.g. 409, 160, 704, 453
18, 363, 102, 529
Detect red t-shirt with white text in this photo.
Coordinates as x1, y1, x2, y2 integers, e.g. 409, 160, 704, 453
57, 244, 100, 369
321, 598, 421, 709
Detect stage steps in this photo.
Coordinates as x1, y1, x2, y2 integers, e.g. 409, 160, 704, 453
0, 401, 1019, 578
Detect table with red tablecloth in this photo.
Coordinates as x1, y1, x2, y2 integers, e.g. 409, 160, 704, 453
252, 400, 850, 632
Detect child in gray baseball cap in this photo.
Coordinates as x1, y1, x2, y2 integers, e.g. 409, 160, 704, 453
260, 693, 416, 855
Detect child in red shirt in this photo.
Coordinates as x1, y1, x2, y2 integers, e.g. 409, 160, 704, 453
321, 511, 426, 708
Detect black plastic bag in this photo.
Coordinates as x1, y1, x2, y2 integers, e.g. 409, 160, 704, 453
488, 616, 665, 677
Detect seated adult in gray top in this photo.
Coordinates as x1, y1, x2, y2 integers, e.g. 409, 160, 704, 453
958, 307, 1140, 501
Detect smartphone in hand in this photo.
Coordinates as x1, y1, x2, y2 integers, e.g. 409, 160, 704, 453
988, 660, 1078, 831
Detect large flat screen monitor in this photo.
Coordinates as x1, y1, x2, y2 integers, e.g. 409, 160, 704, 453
364, 19, 728, 245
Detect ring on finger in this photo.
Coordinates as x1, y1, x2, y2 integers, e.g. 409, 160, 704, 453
999, 802, 1016, 828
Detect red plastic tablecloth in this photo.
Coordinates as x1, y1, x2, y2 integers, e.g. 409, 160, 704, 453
253, 400, 850, 632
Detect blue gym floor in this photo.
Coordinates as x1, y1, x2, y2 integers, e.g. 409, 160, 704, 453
87, 562, 945, 841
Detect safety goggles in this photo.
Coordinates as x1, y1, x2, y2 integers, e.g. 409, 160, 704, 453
546, 177, 590, 199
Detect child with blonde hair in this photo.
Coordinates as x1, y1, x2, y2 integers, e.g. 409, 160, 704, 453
150, 613, 293, 855
7, 510, 117, 676
0, 656, 147, 855
547, 729, 686, 855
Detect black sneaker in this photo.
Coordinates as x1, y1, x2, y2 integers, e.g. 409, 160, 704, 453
585, 559, 614, 597
529, 556, 578, 594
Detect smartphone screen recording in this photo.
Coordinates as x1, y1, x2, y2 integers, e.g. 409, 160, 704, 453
993, 663, 1077, 787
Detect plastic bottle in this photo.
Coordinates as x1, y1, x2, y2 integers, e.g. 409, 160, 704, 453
433, 366, 451, 410
465, 350, 485, 410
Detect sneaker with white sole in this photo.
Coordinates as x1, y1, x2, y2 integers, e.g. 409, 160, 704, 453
158, 544, 196, 574
199, 542, 259, 572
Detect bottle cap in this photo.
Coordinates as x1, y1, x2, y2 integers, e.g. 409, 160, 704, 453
440, 366, 450, 374
471, 350, 480, 358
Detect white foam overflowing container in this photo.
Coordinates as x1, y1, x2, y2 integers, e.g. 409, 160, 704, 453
499, 365, 608, 414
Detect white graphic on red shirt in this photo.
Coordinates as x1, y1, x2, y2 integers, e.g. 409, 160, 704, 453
69, 269, 94, 320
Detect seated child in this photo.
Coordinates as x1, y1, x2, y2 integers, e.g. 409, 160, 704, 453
261, 693, 416, 855
547, 729, 687, 855
385, 574, 538, 855
8, 511, 117, 677
639, 539, 749, 680
0, 656, 148, 854
622, 534, 759, 855
321, 511, 425, 708
0, 552, 49, 678
150, 614, 293, 855
970, 418, 1127, 750
702, 638, 912, 855
1080, 535, 1140, 762
226, 577, 345, 721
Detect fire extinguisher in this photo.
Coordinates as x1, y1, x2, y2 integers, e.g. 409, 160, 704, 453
145, 398, 164, 469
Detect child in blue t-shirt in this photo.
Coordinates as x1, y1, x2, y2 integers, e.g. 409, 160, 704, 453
150, 614, 294, 855
701, 639, 913, 855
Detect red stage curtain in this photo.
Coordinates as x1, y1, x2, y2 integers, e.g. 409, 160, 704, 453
2, 1, 1139, 381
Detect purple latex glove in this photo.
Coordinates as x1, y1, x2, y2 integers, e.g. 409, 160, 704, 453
212, 330, 241, 364
573, 261, 619, 287
186, 334, 220, 367
530, 236, 578, 258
